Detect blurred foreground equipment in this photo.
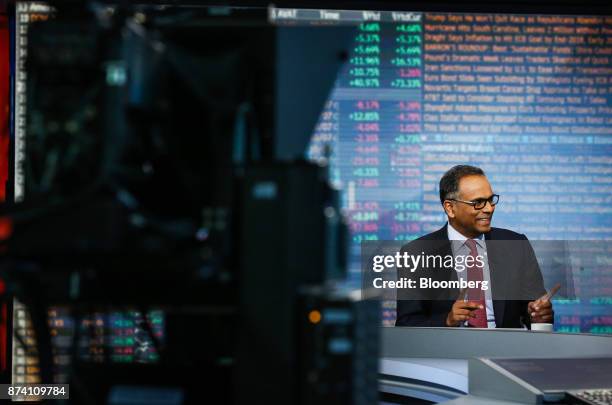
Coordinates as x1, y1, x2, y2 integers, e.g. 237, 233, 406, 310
0, 3, 378, 404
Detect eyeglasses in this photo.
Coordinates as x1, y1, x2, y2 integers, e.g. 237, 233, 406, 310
447, 194, 499, 210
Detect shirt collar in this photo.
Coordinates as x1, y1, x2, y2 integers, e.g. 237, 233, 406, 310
447, 222, 485, 248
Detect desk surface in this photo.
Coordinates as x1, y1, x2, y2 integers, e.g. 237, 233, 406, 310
379, 328, 612, 404
440, 395, 528, 404
380, 357, 468, 402
383, 327, 612, 359
381, 357, 468, 392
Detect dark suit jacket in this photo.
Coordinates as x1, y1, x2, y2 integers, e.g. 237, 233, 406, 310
395, 224, 546, 328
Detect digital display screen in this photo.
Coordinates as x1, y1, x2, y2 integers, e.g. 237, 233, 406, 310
292, 8, 612, 332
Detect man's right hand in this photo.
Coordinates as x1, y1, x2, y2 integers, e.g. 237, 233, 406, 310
445, 289, 484, 327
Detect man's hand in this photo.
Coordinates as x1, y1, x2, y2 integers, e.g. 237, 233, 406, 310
528, 299, 553, 323
446, 289, 483, 327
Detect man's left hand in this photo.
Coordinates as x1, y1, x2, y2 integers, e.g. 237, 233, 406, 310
527, 299, 553, 323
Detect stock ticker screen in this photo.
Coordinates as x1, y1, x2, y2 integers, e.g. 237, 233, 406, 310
278, 9, 612, 331
9, 4, 612, 387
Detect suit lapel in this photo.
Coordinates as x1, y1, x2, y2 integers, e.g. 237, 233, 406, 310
435, 224, 456, 282
485, 231, 506, 326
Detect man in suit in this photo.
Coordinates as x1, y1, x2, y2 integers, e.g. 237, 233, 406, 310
395, 165, 554, 328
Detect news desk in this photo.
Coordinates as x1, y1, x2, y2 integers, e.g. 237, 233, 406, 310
380, 327, 612, 404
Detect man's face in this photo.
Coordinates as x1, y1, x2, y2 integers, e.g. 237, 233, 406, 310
444, 175, 495, 238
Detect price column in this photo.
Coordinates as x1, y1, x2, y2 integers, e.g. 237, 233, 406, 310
390, 21, 423, 240
347, 100, 381, 243
347, 22, 381, 88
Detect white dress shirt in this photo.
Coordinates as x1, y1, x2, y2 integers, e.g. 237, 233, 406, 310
447, 223, 497, 328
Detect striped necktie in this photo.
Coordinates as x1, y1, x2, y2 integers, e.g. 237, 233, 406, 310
465, 239, 487, 328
